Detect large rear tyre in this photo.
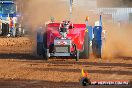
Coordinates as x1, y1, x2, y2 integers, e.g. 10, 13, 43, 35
92, 38, 96, 57
92, 39, 101, 58
43, 49, 49, 60
80, 32, 90, 59
42, 32, 49, 60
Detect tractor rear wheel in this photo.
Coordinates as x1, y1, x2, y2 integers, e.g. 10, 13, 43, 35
92, 39, 101, 58
42, 49, 49, 60
80, 32, 90, 59
42, 32, 49, 60
92, 38, 96, 57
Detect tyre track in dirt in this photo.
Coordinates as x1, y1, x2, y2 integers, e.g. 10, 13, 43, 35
0, 37, 131, 88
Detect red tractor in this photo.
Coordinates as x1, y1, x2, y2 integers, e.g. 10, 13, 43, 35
36, 0, 103, 61
37, 20, 90, 61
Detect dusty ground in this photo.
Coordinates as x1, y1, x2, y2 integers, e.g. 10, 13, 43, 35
0, 37, 131, 88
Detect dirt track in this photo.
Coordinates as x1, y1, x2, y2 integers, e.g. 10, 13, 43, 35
0, 37, 131, 88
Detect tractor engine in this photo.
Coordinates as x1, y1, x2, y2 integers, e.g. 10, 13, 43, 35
53, 21, 71, 56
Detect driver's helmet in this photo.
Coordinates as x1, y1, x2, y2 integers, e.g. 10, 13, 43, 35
62, 20, 70, 28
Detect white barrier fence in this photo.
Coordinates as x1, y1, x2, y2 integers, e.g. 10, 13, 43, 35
97, 8, 132, 23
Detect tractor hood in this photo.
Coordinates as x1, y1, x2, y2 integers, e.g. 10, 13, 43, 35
46, 23, 86, 49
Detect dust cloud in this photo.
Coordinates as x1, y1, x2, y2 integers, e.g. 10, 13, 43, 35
18, 0, 70, 31
98, 0, 132, 58
102, 22, 132, 58
17, 0, 98, 29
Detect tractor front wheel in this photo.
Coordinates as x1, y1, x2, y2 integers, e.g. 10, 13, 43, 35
75, 49, 79, 61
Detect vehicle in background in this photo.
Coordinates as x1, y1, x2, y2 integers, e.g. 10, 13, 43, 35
0, 0, 24, 37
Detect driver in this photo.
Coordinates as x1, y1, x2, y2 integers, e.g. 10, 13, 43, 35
59, 20, 70, 39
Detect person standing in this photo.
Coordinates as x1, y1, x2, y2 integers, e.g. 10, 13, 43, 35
9, 17, 14, 37
12, 17, 17, 37
0, 18, 2, 35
